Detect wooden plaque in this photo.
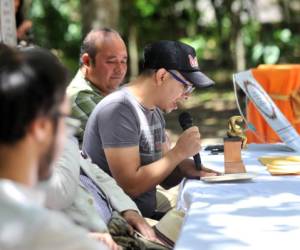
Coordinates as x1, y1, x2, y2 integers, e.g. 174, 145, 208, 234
224, 137, 246, 174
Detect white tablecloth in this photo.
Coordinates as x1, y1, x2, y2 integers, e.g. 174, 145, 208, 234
175, 144, 300, 250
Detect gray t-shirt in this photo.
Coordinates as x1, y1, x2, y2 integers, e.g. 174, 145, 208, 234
82, 87, 166, 217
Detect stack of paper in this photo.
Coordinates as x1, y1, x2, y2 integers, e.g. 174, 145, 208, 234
259, 156, 300, 175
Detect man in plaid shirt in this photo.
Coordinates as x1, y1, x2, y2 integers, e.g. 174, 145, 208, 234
67, 28, 128, 144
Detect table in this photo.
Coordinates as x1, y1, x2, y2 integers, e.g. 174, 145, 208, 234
175, 144, 300, 250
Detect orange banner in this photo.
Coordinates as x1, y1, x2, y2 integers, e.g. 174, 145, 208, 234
247, 65, 300, 143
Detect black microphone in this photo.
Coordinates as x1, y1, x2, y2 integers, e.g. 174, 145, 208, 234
178, 112, 202, 171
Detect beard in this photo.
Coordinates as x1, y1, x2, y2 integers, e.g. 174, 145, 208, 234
37, 135, 56, 181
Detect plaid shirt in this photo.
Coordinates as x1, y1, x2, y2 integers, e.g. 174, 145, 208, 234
67, 70, 103, 143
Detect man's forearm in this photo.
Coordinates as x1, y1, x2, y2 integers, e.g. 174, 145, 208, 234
124, 147, 186, 197
160, 167, 183, 189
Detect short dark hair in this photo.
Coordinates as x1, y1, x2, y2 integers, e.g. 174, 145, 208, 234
140, 68, 156, 77
79, 28, 119, 67
0, 44, 69, 144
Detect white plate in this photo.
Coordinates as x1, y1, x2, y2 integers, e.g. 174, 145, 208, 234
201, 173, 256, 183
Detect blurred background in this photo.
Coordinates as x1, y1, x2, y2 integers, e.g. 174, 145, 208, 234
21, 0, 300, 143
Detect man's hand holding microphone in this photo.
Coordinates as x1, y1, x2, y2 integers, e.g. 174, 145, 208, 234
172, 112, 219, 179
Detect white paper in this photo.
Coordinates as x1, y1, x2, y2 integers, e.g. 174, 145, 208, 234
233, 70, 300, 152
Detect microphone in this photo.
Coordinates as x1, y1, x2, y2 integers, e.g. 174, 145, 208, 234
178, 112, 202, 171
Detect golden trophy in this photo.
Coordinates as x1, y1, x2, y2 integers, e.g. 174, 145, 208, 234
224, 116, 247, 174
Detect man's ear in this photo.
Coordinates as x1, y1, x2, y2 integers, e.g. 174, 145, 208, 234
27, 117, 52, 143
81, 53, 91, 67
155, 68, 168, 86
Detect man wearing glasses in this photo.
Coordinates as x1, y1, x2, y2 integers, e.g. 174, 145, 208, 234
0, 45, 106, 250
82, 40, 217, 219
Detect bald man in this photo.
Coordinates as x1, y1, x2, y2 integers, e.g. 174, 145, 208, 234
67, 28, 128, 143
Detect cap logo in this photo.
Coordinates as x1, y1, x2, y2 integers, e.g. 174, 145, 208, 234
188, 55, 198, 68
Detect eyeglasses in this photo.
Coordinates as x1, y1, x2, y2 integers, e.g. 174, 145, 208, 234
168, 70, 195, 94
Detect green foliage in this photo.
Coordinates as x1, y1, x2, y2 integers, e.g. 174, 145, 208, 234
27, 0, 300, 76
121, 0, 201, 48
135, 0, 159, 17
248, 26, 300, 66
29, 0, 82, 74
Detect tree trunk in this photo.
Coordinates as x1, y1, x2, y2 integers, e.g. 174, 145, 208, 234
278, 0, 291, 24
80, 0, 120, 36
128, 24, 139, 79
235, 30, 246, 71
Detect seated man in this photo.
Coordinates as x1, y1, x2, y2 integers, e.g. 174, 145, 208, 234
67, 28, 127, 143
44, 136, 166, 249
0, 44, 106, 249
82, 40, 217, 218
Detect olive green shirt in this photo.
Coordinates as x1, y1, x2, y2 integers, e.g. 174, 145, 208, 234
67, 70, 103, 144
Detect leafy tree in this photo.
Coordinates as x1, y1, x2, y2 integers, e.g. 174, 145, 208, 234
27, 0, 300, 78
80, 0, 120, 36
30, 0, 81, 73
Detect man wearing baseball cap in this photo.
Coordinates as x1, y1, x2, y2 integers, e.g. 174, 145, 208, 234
82, 40, 217, 220
143, 40, 214, 90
